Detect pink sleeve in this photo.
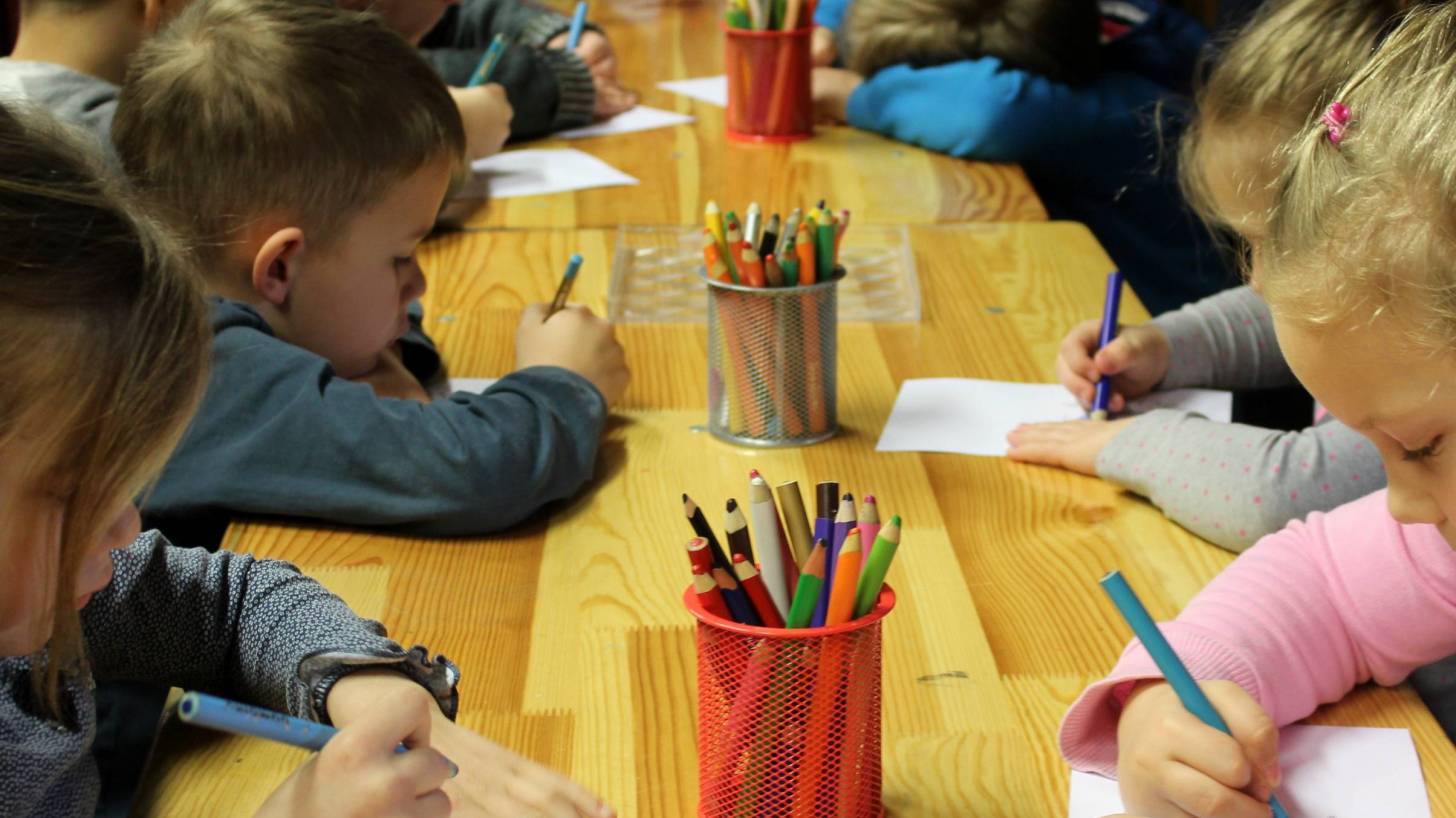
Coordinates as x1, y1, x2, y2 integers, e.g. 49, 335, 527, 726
1058, 490, 1456, 777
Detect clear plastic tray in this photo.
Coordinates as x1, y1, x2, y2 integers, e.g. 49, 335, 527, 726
609, 224, 920, 323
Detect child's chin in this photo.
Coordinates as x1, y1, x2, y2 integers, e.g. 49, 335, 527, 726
73, 592, 95, 611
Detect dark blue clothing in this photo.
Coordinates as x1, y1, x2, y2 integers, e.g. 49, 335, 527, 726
818, 0, 1234, 313
142, 298, 607, 547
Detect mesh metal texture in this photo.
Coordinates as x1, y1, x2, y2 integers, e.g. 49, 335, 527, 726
685, 586, 893, 818
706, 275, 837, 447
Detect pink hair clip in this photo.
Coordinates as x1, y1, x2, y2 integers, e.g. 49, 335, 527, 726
1323, 102, 1351, 146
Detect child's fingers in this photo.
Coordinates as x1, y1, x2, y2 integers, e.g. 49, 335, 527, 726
503, 769, 589, 818
1055, 353, 1097, 408
333, 690, 434, 758
1059, 319, 1104, 379
1206, 684, 1282, 796
390, 746, 456, 796
402, 789, 452, 818
1093, 334, 1141, 377
1159, 762, 1274, 818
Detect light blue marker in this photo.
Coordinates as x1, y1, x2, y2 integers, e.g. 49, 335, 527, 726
1099, 571, 1289, 818
178, 691, 457, 776
467, 33, 508, 88
566, 1, 588, 49
546, 253, 584, 318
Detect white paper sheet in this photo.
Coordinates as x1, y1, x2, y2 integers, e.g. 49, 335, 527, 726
1068, 724, 1431, 818
463, 149, 639, 199
449, 378, 499, 394
874, 378, 1232, 457
657, 75, 728, 107
557, 105, 694, 139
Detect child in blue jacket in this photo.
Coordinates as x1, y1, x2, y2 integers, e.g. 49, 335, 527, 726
813, 0, 1233, 314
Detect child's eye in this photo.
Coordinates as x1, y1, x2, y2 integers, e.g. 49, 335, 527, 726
1403, 435, 1444, 462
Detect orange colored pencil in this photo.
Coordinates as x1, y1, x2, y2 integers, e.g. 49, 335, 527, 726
741, 246, 767, 288
795, 221, 817, 284
824, 530, 862, 626
733, 553, 786, 628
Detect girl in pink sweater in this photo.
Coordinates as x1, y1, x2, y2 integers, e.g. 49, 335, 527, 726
1059, 5, 1456, 817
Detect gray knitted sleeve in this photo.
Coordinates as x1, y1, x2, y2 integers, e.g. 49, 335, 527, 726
1096, 409, 1386, 552
1152, 285, 1297, 391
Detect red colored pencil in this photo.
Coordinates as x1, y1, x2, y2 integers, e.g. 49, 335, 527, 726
686, 536, 714, 575
733, 553, 786, 628
693, 565, 733, 621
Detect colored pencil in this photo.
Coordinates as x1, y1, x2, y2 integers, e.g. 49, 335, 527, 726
782, 0, 802, 30
795, 221, 817, 284
714, 566, 760, 625
1090, 270, 1125, 419
683, 494, 734, 574
786, 539, 827, 628
748, 473, 794, 620
859, 495, 881, 550
685, 536, 714, 575
734, 554, 786, 628
693, 565, 733, 620
775, 480, 814, 567
813, 492, 855, 627
1100, 571, 1291, 818
467, 33, 508, 88
759, 214, 780, 259
566, 1, 588, 49
745, 202, 762, 249
825, 529, 862, 626
763, 253, 785, 287
545, 253, 583, 319
740, 246, 767, 288
814, 210, 836, 281
852, 515, 900, 618
724, 498, 754, 563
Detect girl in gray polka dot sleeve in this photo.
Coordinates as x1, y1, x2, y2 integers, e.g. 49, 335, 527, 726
0, 107, 614, 817
1006, 0, 1400, 554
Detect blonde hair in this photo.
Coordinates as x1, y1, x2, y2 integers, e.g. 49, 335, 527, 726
112, 0, 465, 283
0, 103, 209, 720
1263, 2, 1456, 348
844, 0, 1100, 83
1180, 0, 1416, 231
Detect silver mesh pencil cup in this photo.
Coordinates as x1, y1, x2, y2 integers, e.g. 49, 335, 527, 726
704, 271, 839, 447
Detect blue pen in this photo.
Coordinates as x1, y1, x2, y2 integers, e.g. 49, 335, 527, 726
1090, 270, 1125, 420
545, 253, 583, 319
467, 33, 508, 88
178, 691, 458, 776
566, 1, 588, 50
1099, 572, 1290, 818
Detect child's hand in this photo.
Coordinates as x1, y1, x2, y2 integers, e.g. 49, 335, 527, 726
812, 67, 863, 124
431, 716, 615, 818
355, 343, 431, 402
1116, 681, 1282, 818
591, 75, 639, 120
1057, 320, 1171, 413
1006, 417, 1133, 475
515, 304, 630, 406
256, 682, 453, 818
811, 26, 837, 66
549, 30, 619, 80
449, 84, 514, 160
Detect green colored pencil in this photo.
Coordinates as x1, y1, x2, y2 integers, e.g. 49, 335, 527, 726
853, 515, 901, 618
786, 539, 827, 628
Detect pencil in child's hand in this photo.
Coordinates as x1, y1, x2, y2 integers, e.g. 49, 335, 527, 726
734, 554, 786, 628
725, 498, 754, 563
467, 33, 508, 88
1090, 270, 1126, 419
545, 253, 583, 319
786, 539, 827, 628
566, 1, 588, 49
177, 691, 459, 776
1099, 570, 1291, 818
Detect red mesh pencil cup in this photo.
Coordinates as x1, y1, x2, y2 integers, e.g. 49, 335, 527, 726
723, 23, 814, 143
684, 584, 894, 817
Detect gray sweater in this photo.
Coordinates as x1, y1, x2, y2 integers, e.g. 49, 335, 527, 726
0, 60, 117, 156
419, 0, 597, 139
1096, 285, 1386, 552
141, 298, 607, 548
0, 531, 459, 818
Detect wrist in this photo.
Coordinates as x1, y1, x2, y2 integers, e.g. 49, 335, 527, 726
326, 669, 438, 727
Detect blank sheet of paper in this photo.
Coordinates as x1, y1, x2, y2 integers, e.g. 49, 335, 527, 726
1068, 724, 1430, 818
557, 105, 694, 139
874, 378, 1231, 457
657, 76, 728, 107
465, 149, 639, 199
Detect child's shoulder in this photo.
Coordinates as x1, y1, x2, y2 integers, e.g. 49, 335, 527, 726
0, 58, 119, 140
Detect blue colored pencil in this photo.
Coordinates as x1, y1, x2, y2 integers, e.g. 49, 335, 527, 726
546, 253, 584, 318
177, 691, 458, 775
1090, 270, 1125, 419
566, 1, 588, 49
813, 493, 855, 627
1099, 571, 1290, 818
467, 33, 508, 88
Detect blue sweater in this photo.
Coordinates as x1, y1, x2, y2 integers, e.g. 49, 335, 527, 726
818, 0, 1234, 314
142, 298, 607, 547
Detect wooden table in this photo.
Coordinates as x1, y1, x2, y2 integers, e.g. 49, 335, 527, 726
134, 222, 1456, 816
450, 1, 1046, 228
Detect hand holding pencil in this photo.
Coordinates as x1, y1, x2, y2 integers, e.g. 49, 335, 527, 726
515, 302, 630, 405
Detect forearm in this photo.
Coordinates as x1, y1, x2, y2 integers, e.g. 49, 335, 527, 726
1152, 285, 1296, 390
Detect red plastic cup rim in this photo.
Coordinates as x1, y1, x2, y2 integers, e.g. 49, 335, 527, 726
720, 21, 813, 38
724, 127, 813, 143
683, 583, 896, 637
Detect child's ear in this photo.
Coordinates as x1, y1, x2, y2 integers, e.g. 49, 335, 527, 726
251, 227, 307, 308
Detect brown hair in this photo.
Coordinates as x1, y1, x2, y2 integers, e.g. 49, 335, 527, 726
844, 0, 1100, 84
112, 0, 465, 283
1179, 0, 1417, 232
1263, 2, 1456, 347
0, 102, 209, 719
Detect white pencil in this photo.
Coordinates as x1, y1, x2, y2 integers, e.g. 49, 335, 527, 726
748, 472, 792, 620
